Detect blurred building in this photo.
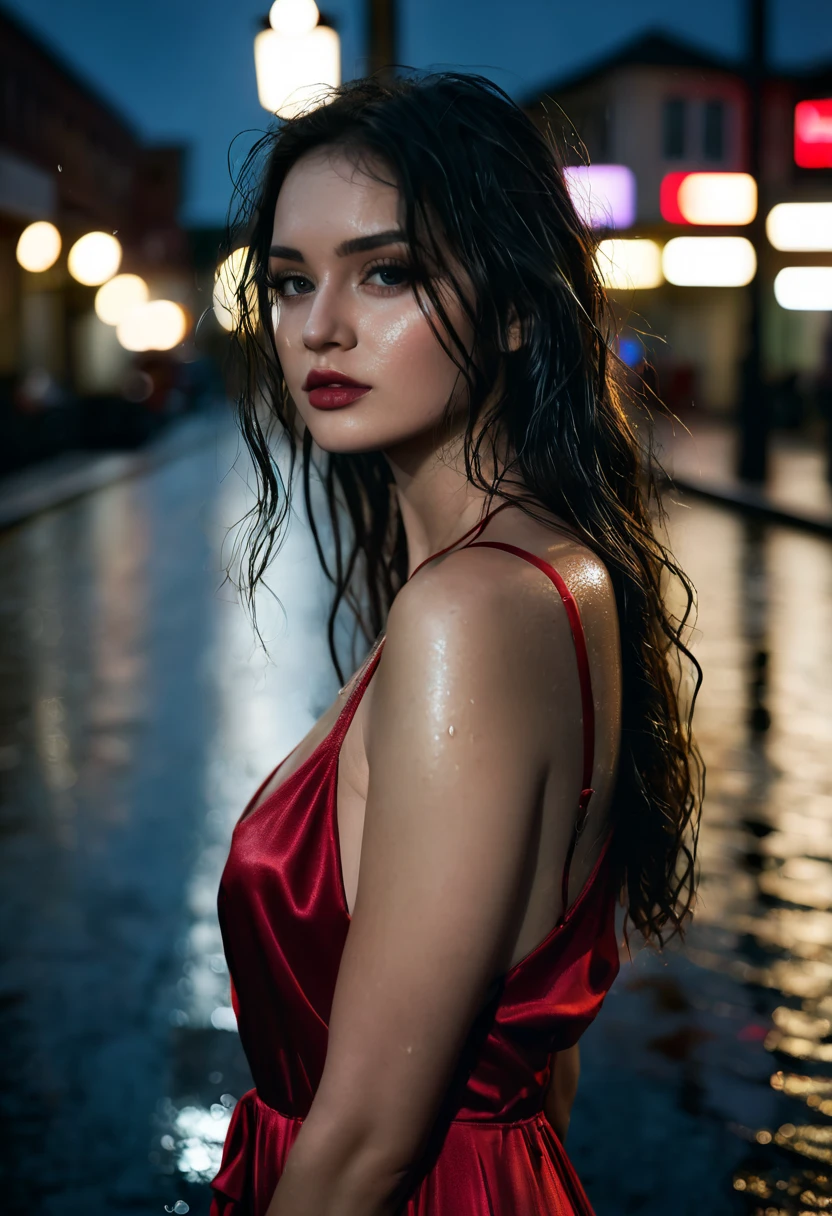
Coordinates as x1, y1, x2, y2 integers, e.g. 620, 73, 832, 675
523, 31, 832, 425
0, 5, 196, 474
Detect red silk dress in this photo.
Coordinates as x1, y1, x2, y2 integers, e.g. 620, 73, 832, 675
209, 500, 620, 1215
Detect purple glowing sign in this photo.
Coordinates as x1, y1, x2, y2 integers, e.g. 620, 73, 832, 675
563, 164, 636, 230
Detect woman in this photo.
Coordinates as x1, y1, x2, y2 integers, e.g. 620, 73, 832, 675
210, 71, 703, 1216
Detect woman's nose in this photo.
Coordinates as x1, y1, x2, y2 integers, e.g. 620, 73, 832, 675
302, 283, 356, 351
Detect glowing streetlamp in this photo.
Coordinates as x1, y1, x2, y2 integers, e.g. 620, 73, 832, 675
67, 232, 122, 286
94, 274, 149, 325
254, 0, 340, 119
116, 300, 189, 351
16, 221, 62, 272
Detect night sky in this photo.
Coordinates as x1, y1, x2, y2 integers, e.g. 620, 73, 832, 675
5, 0, 830, 225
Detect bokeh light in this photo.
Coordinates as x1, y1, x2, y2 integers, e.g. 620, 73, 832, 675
767, 203, 832, 252
16, 221, 62, 272
67, 232, 122, 286
116, 300, 189, 351
774, 267, 832, 310
662, 237, 756, 287
94, 274, 149, 326
213, 247, 257, 332
676, 172, 757, 225
596, 239, 663, 290
563, 165, 637, 230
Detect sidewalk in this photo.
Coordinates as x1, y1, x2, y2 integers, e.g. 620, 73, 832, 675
0, 401, 229, 532
653, 415, 832, 537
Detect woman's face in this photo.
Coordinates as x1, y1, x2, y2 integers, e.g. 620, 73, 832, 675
268, 145, 477, 458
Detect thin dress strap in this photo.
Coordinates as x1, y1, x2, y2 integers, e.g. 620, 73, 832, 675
407, 500, 515, 583
463, 540, 596, 925
336, 502, 516, 713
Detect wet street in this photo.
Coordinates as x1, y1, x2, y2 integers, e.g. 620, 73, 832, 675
2, 412, 832, 1215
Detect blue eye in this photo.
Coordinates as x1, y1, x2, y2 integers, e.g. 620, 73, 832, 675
267, 274, 312, 298
266, 259, 413, 299
367, 263, 410, 288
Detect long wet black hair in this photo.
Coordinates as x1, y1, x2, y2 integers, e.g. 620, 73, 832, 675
221, 70, 704, 948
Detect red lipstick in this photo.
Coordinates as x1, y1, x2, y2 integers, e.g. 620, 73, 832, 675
303, 368, 372, 410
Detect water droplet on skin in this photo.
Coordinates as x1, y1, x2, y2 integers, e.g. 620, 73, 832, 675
57, 164, 62, 172
469, 698, 475, 704
448, 724, 455, 737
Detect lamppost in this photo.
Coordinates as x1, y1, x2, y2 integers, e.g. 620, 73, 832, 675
254, 0, 340, 118
737, 0, 769, 484
367, 0, 396, 80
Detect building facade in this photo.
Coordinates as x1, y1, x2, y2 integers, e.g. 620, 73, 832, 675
0, 6, 192, 472
523, 32, 832, 420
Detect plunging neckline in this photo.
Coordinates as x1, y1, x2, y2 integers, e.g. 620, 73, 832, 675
233, 644, 382, 834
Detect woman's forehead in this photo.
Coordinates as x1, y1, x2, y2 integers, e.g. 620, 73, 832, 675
272, 150, 401, 242
278, 147, 397, 207
270, 147, 461, 283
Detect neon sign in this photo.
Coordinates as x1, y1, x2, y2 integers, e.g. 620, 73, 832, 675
660, 173, 689, 224
563, 165, 636, 230
660, 172, 757, 225
795, 100, 832, 169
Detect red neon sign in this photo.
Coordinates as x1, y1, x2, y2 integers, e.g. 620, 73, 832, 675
795, 99, 832, 169
660, 172, 689, 224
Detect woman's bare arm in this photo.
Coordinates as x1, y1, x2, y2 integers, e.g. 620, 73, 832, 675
543, 1044, 580, 1142
266, 549, 582, 1216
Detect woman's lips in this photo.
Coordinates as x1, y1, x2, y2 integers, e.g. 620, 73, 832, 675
307, 385, 371, 409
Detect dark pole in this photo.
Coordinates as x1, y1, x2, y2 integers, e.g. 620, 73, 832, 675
737, 0, 768, 483
367, 0, 396, 80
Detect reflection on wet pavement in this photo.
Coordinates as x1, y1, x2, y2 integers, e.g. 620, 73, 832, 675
0, 418, 347, 1214
1, 413, 831, 1214
571, 506, 832, 1215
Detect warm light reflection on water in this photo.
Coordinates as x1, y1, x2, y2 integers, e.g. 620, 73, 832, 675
659, 507, 832, 1214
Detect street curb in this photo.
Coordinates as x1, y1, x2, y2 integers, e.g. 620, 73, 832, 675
0, 404, 229, 534
665, 474, 832, 538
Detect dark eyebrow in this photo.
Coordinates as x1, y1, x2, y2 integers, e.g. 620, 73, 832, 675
269, 228, 408, 262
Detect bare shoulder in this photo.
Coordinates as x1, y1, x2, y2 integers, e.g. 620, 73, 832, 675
484, 501, 617, 607
393, 503, 617, 659
468, 501, 622, 665
368, 511, 616, 766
